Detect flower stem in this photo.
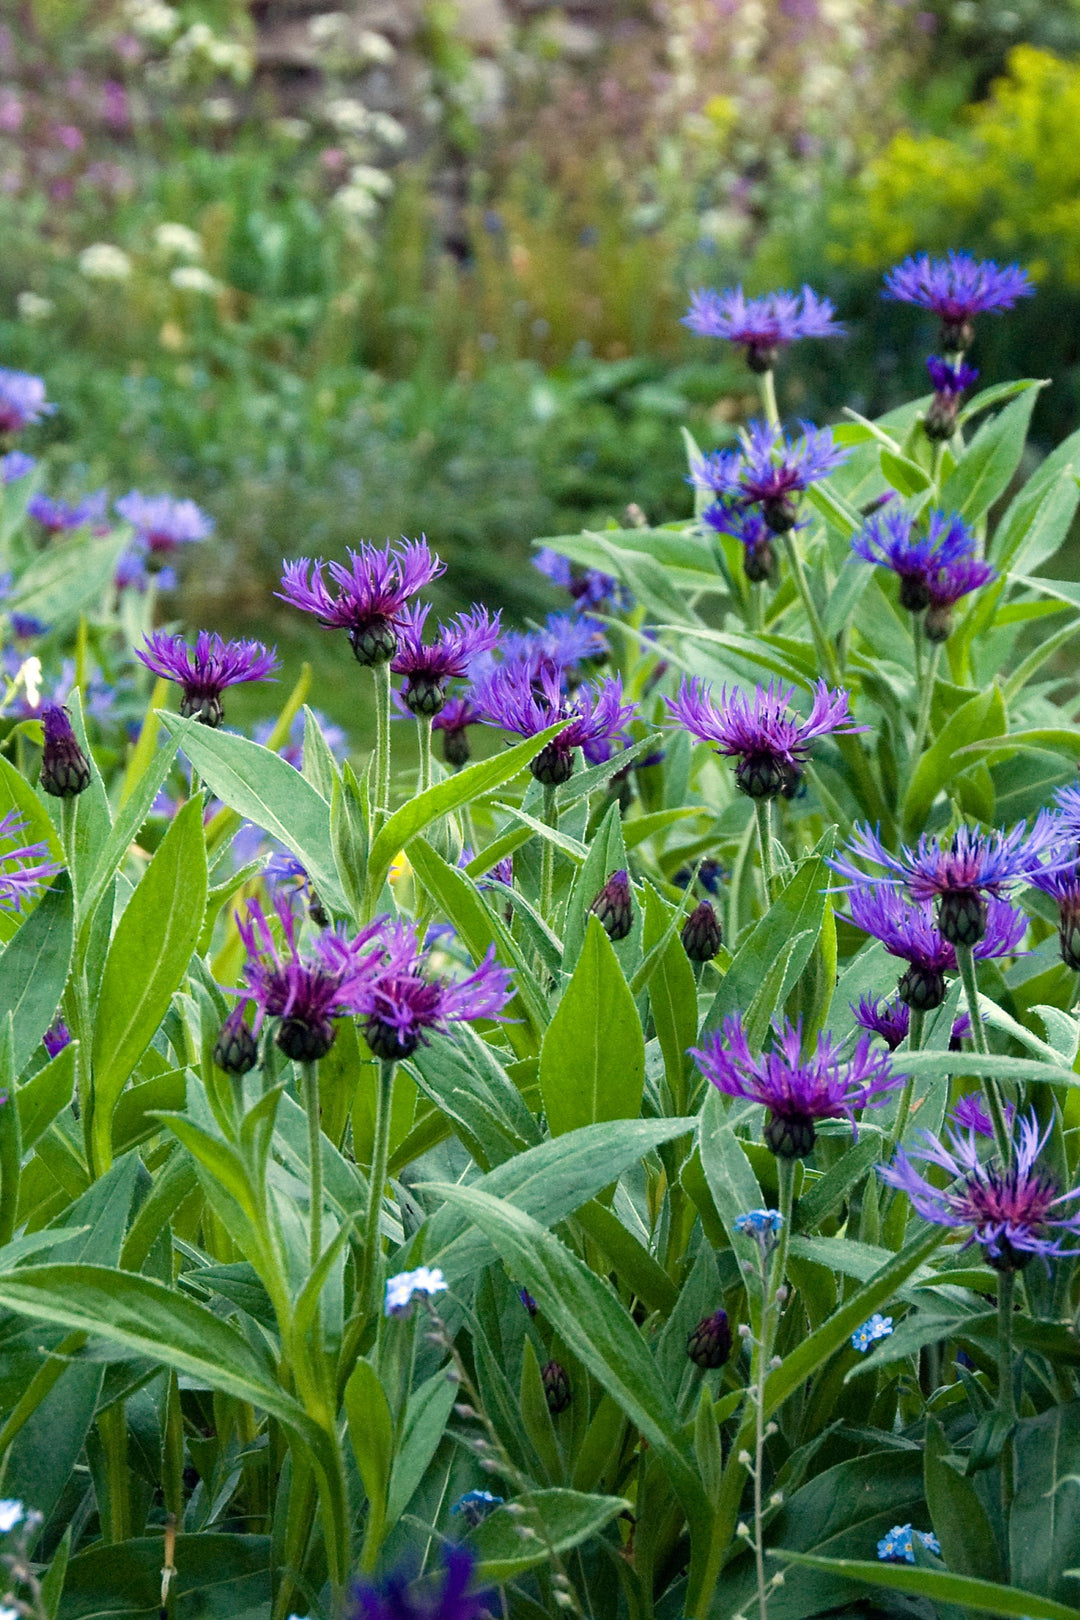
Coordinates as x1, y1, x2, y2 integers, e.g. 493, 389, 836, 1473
372, 660, 392, 817
417, 715, 433, 796
910, 637, 941, 771
749, 581, 765, 633
302, 1061, 322, 1276
759, 369, 780, 431
541, 783, 557, 922
886, 1009, 924, 1162
750, 1159, 793, 1620
359, 1059, 396, 1320
998, 1267, 1016, 1541
754, 797, 776, 904
779, 531, 841, 687
955, 942, 1011, 1162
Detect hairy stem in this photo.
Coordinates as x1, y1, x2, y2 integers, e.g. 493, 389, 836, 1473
541, 783, 557, 922
955, 942, 1011, 1162
754, 797, 776, 904
759, 369, 780, 431
359, 1059, 396, 1320
886, 1008, 924, 1161
910, 637, 941, 772
302, 1061, 322, 1276
372, 660, 391, 817
417, 715, 433, 796
998, 1268, 1017, 1552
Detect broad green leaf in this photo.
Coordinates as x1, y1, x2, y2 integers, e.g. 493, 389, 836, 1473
993, 425, 1080, 570
925, 1417, 1001, 1584
90, 797, 208, 1172
774, 1552, 1080, 1620
385, 1367, 457, 1529
903, 685, 1007, 833
880, 447, 931, 496
540, 915, 645, 1135
562, 801, 626, 971
81, 738, 180, 938
57, 1534, 270, 1620
345, 1359, 393, 1568
1011, 1403, 1080, 1601
472, 1488, 630, 1581
642, 884, 698, 1114
5, 529, 127, 634
959, 377, 1044, 426
0, 875, 72, 1076
409, 1026, 542, 1171
941, 387, 1043, 523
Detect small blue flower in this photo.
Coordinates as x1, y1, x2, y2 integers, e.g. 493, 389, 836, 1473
734, 1209, 784, 1240
451, 1489, 503, 1527
384, 1266, 448, 1317
876, 1523, 941, 1564
850, 1313, 893, 1354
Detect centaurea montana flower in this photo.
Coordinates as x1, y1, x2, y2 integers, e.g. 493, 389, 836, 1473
951, 1092, 1015, 1138
474, 663, 635, 786
925, 355, 979, 440
832, 818, 1057, 949
0, 370, 53, 436
851, 507, 977, 614
851, 1313, 893, 1354
26, 490, 106, 535
115, 490, 213, 557
702, 499, 778, 584
497, 612, 609, 679
853, 994, 972, 1051
924, 552, 998, 642
846, 886, 1026, 1009
136, 630, 279, 727
114, 550, 176, 594
348, 1544, 490, 1620
0, 810, 60, 914
236, 893, 380, 1061
431, 694, 482, 769
692, 1013, 904, 1158
353, 921, 513, 1061
278, 538, 443, 666
666, 675, 860, 801
42, 1019, 71, 1059
1029, 835, 1080, 970
877, 1525, 940, 1564
883, 250, 1033, 351
682, 285, 843, 372
390, 602, 500, 716
39, 704, 92, 798
691, 419, 848, 534
881, 1112, 1080, 1271
533, 548, 632, 614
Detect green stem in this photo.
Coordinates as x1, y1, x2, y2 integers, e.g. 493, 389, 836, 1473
359, 1060, 396, 1320
97, 1402, 129, 1543
748, 581, 765, 634
779, 532, 841, 687
886, 1008, 924, 1161
754, 797, 776, 904
302, 1062, 322, 1276
910, 636, 941, 772
372, 660, 392, 817
541, 784, 557, 923
998, 1268, 1016, 1549
417, 715, 432, 796
955, 942, 1011, 1162
759, 369, 780, 430
751, 1159, 794, 1620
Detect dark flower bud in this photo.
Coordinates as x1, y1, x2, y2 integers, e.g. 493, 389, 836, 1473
925, 392, 960, 442
403, 675, 448, 717
746, 342, 780, 375
541, 1359, 571, 1414
982, 1235, 1031, 1274
682, 900, 722, 962
590, 869, 633, 941
349, 617, 398, 667
363, 1016, 419, 1061
308, 892, 330, 929
897, 963, 947, 1011
735, 751, 787, 800
939, 316, 975, 354
761, 494, 799, 534
779, 761, 805, 801
937, 888, 988, 949
276, 1015, 336, 1062
924, 603, 954, 643
743, 537, 778, 585
214, 1007, 258, 1075
764, 1111, 816, 1159
442, 727, 471, 769
530, 741, 574, 787
1059, 901, 1080, 972
40, 705, 91, 797
687, 1308, 732, 1369
180, 691, 224, 728
898, 575, 931, 614
519, 1287, 537, 1316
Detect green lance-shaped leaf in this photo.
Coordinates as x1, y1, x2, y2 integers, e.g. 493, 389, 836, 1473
0, 873, 72, 1077
540, 914, 645, 1135
90, 795, 208, 1173
54, 1533, 271, 1620
4, 528, 128, 635
902, 685, 1007, 835
925, 1416, 1002, 1586
774, 1552, 1080, 1620
940, 385, 1044, 523
471, 1488, 631, 1581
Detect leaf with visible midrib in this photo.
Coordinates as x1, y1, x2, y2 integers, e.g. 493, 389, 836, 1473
0, 875, 72, 1075
540, 914, 645, 1135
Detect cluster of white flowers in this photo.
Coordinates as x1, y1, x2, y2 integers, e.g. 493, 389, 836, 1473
167, 23, 253, 86
16, 292, 53, 323
124, 0, 180, 42
78, 243, 133, 281
153, 222, 203, 260
169, 266, 221, 296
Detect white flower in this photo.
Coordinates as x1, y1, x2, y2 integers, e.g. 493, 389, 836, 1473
309, 12, 349, 46
347, 164, 393, 197
357, 29, 396, 65
270, 118, 311, 143
125, 0, 180, 41
17, 659, 42, 710
154, 222, 202, 259
323, 97, 372, 136
78, 243, 133, 281
201, 98, 236, 124
0, 1498, 24, 1533
16, 292, 53, 322
369, 112, 406, 149
0, 1606, 19, 1620
169, 266, 221, 295
384, 1266, 447, 1316
333, 185, 380, 221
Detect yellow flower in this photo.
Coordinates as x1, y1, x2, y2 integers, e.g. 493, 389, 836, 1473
388, 851, 411, 884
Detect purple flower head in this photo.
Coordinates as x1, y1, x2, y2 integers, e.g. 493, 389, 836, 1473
534, 548, 633, 614
26, 490, 107, 535
115, 491, 213, 556
390, 602, 501, 717
278, 539, 444, 667
924, 553, 998, 642
354, 921, 513, 1061
9, 613, 46, 641
0, 370, 54, 436
431, 694, 481, 770
832, 818, 1056, 950
691, 1013, 904, 1158
703, 500, 779, 585
883, 251, 1033, 349
691, 420, 848, 533
1029, 838, 1080, 969
682, 284, 844, 371
1, 452, 35, 483
459, 845, 514, 891
136, 630, 279, 728
925, 355, 979, 440
0, 810, 60, 914
237, 894, 380, 1061
951, 1091, 1015, 1138
881, 1112, 1080, 1270
847, 885, 1025, 1009
853, 993, 972, 1052
40, 704, 92, 798
348, 1544, 490, 1620
42, 1018, 71, 1059
851, 507, 977, 614
474, 663, 636, 786
114, 549, 176, 593
666, 675, 860, 801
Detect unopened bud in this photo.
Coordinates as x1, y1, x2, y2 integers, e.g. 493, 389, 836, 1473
589, 869, 633, 941
553, 1593, 575, 1610
769, 1492, 783, 1507
937, 886, 988, 948
764, 1110, 816, 1159
765, 1419, 779, 1434
738, 1322, 753, 1339
736, 1521, 751, 1538
453, 1404, 477, 1419
686, 1307, 732, 1369
40, 705, 91, 798
771, 1573, 785, 1588
541, 1359, 571, 1415
737, 1450, 752, 1466
681, 899, 723, 962
213, 1005, 258, 1076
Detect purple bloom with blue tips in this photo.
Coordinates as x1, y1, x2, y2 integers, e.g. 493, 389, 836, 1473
390, 602, 500, 716
682, 285, 843, 372
0, 370, 53, 436
1, 452, 35, 483
27, 490, 107, 535
883, 251, 1033, 351
279, 538, 443, 666
925, 355, 979, 439
692, 1013, 904, 1158
951, 1092, 1015, 1138
1029, 832, 1080, 969
853, 993, 972, 1052
42, 1019, 71, 1059
0, 810, 61, 914
534, 548, 633, 614
703, 500, 778, 585
497, 612, 609, 679
691, 419, 848, 533
114, 550, 176, 593
847, 885, 1025, 1009
924, 552, 998, 642
666, 675, 860, 801
851, 506, 979, 614
474, 663, 635, 786
136, 629, 279, 728
349, 1544, 490, 1620
881, 1112, 1080, 1271
352, 919, 512, 1060
115, 491, 213, 558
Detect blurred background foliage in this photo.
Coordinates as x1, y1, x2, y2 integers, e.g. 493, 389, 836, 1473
4, 0, 1080, 722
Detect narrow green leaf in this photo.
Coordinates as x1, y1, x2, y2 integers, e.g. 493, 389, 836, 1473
941, 387, 1043, 523
0, 875, 73, 1075
540, 915, 645, 1135
472, 1488, 630, 1581
773, 1552, 1080, 1620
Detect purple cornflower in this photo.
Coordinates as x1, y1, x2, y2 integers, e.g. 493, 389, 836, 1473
26, 490, 107, 535
1053, 783, 1080, 840
883, 251, 1033, 351
115, 491, 213, 558
847, 886, 1025, 1009
136, 630, 279, 728
0, 370, 53, 436
851, 507, 978, 614
474, 663, 636, 786
534, 548, 633, 614
951, 1092, 1015, 1137
431, 694, 481, 769
925, 356, 979, 440
666, 675, 860, 801
498, 613, 609, 679
236, 894, 380, 1061
1030, 839, 1080, 970
353, 921, 513, 1061
390, 603, 501, 717
691, 419, 848, 533
114, 550, 176, 593
42, 1019, 71, 1059
278, 539, 444, 666
853, 993, 972, 1052
703, 500, 779, 585
881, 1112, 1080, 1271
349, 1544, 490, 1620
832, 818, 1057, 949
1, 452, 35, 483
40, 705, 92, 798
0, 810, 60, 913
682, 285, 843, 372
691, 1013, 904, 1157
924, 553, 998, 642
